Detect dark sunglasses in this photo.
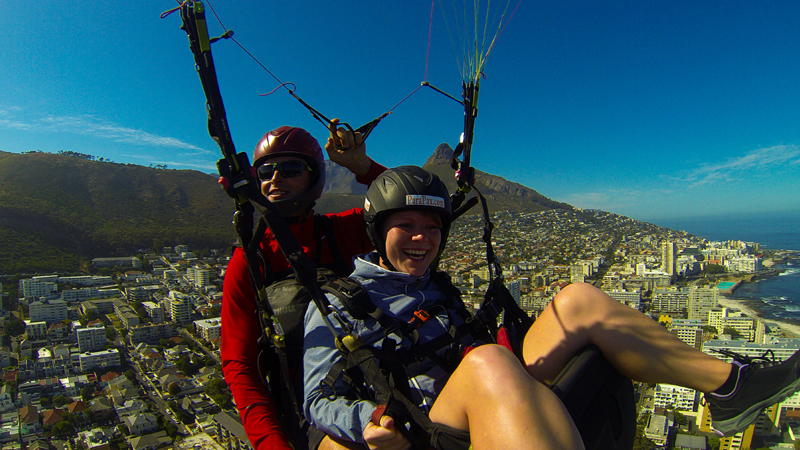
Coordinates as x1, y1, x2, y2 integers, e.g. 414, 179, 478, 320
256, 161, 313, 181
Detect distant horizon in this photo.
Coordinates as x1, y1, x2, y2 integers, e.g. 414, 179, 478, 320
650, 210, 800, 251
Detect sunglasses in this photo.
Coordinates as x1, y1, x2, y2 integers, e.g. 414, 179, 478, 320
256, 161, 313, 181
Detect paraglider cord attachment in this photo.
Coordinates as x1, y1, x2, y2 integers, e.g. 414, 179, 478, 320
210, 29, 233, 43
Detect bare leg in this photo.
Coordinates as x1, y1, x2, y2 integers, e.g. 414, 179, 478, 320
429, 344, 584, 450
318, 435, 364, 450
523, 283, 731, 392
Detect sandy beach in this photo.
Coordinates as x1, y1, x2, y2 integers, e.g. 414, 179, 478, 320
718, 296, 800, 338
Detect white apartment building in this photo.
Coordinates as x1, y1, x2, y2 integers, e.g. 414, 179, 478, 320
726, 255, 763, 274
651, 288, 690, 312
604, 290, 642, 309
187, 266, 210, 288
28, 298, 68, 324
687, 288, 718, 324
670, 318, 703, 350
19, 277, 58, 300
703, 337, 800, 365
653, 384, 697, 411
508, 280, 522, 305
708, 308, 757, 341
78, 349, 121, 372
194, 318, 222, 343
62, 287, 101, 302
661, 241, 677, 276
128, 322, 177, 346
142, 301, 165, 323
77, 325, 107, 353
91, 257, 142, 269
59, 275, 113, 286
169, 293, 192, 325
24, 321, 48, 341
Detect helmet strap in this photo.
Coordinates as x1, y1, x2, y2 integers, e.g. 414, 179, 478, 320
378, 254, 397, 272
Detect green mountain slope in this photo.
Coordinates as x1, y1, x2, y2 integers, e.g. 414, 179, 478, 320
0, 148, 572, 273
0, 151, 235, 273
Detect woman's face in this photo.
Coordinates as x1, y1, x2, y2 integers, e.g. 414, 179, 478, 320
380, 210, 442, 277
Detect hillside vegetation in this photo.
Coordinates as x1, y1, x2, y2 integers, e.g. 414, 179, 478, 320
0, 148, 571, 273
0, 151, 235, 273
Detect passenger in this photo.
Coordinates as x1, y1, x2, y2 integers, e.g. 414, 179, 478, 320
221, 120, 385, 450
303, 165, 800, 450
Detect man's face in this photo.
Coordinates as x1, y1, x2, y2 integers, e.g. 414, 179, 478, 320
258, 156, 312, 207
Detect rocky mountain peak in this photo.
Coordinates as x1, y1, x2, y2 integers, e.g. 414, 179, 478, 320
425, 143, 454, 166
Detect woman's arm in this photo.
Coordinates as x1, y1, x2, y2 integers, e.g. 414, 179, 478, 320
303, 300, 377, 443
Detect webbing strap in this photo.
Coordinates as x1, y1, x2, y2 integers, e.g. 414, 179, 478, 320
345, 346, 437, 450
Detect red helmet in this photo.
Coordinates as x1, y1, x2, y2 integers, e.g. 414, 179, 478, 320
253, 126, 326, 217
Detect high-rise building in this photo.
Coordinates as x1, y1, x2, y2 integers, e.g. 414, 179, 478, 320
661, 241, 677, 276
688, 287, 718, 324
169, 293, 192, 325
19, 277, 58, 300
670, 318, 703, 350
508, 280, 522, 305
28, 299, 68, 324
77, 325, 107, 353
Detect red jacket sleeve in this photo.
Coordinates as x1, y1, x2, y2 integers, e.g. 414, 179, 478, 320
354, 159, 387, 186
221, 248, 293, 450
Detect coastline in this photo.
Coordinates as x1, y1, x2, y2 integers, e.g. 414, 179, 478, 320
717, 296, 800, 338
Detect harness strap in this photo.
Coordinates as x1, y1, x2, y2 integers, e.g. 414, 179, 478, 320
344, 346, 437, 450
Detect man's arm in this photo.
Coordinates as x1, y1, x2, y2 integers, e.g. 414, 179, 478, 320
221, 248, 294, 450
325, 118, 386, 184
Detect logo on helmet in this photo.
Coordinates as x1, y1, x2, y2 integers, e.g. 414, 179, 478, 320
406, 195, 445, 209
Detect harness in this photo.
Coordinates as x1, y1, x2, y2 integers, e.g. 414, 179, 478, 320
168, 4, 634, 449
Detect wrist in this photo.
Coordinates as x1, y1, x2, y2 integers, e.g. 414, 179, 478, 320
352, 157, 373, 177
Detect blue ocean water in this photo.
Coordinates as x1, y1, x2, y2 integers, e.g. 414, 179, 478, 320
654, 210, 800, 324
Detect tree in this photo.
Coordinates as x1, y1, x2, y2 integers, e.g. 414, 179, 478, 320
124, 370, 136, 382
168, 382, 181, 396
705, 264, 726, 274
83, 310, 99, 323
723, 326, 744, 339
52, 420, 76, 437
4, 318, 26, 337
81, 386, 94, 402
53, 394, 68, 407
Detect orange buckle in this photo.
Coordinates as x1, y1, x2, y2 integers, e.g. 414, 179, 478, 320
413, 310, 431, 322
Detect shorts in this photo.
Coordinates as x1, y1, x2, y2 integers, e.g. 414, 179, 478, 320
307, 423, 327, 450
430, 422, 472, 450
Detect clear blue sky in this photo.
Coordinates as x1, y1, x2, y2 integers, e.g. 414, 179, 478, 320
2, 1, 800, 225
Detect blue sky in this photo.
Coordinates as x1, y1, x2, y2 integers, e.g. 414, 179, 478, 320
2, 1, 800, 225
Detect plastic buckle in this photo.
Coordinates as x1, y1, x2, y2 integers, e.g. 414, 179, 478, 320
413, 310, 431, 322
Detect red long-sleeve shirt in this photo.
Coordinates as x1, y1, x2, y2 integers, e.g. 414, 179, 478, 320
220, 163, 383, 450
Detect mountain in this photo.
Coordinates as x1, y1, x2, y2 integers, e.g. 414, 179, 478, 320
0, 149, 571, 273
422, 144, 573, 213
0, 151, 235, 274
317, 144, 573, 214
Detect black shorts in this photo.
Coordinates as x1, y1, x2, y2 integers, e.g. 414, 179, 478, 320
307, 423, 327, 450
430, 422, 471, 450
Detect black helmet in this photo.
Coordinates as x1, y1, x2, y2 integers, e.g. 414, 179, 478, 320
253, 126, 325, 217
364, 166, 452, 265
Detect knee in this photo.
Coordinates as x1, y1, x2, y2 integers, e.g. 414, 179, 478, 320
551, 283, 613, 320
459, 344, 525, 385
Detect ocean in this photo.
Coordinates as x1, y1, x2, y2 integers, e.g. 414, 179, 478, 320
653, 210, 800, 325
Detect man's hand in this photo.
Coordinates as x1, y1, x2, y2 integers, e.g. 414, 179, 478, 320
326, 118, 372, 177
363, 415, 411, 450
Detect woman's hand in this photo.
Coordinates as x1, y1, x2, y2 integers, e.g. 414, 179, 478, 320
363, 415, 411, 450
325, 118, 372, 177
